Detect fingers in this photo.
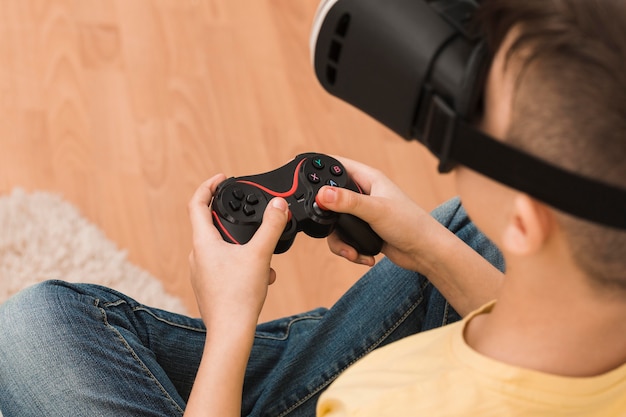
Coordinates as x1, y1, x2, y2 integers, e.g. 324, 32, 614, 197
316, 185, 384, 226
188, 174, 227, 241
249, 197, 290, 256
188, 174, 289, 259
317, 180, 384, 265
329, 155, 384, 195
327, 232, 376, 266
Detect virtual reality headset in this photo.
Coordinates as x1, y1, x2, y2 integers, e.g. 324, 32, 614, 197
310, 0, 626, 230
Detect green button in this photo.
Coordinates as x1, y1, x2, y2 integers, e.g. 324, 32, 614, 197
313, 158, 324, 169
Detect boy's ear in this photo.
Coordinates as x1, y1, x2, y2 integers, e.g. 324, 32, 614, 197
502, 194, 554, 255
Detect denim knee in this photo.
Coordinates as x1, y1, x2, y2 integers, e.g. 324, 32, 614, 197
0, 281, 98, 414
1, 280, 183, 416
0, 280, 86, 361
1, 279, 91, 326
0, 279, 84, 344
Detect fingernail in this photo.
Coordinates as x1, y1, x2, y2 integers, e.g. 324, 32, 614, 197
322, 186, 337, 203
271, 198, 289, 212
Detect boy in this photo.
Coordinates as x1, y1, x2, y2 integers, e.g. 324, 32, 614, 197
314, 1, 626, 414
1, 0, 624, 416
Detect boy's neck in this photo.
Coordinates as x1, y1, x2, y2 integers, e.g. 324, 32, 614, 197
464, 252, 626, 378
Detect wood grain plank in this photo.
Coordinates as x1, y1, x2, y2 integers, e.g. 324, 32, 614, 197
0, 0, 457, 321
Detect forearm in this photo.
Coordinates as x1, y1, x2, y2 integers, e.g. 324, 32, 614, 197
184, 177, 290, 416
184, 323, 256, 417
317, 180, 503, 316
412, 215, 504, 316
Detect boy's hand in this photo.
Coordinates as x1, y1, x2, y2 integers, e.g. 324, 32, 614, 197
187, 174, 290, 329
185, 175, 289, 417
316, 157, 443, 273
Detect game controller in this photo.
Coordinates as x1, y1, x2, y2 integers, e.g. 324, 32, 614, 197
211, 153, 383, 256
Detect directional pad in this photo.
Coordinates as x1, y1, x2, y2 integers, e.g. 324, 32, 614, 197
222, 186, 265, 221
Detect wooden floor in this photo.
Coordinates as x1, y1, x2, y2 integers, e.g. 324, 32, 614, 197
0, 0, 456, 322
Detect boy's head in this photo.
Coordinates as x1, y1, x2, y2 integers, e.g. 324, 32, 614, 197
456, 0, 626, 288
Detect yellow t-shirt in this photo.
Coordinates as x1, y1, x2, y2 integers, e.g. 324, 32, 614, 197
317, 302, 626, 416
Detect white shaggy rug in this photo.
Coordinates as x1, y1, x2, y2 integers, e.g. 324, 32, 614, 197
0, 189, 189, 416
0, 188, 187, 314
0, 189, 190, 416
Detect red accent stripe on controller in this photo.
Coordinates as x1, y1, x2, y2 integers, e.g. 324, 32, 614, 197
212, 210, 242, 245
236, 158, 307, 198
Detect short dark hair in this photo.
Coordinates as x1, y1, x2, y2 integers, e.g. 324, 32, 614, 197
478, 0, 626, 289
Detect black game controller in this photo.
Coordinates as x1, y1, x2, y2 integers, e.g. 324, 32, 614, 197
211, 153, 383, 256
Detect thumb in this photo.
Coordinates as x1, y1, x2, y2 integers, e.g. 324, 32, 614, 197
250, 197, 290, 254
317, 186, 380, 224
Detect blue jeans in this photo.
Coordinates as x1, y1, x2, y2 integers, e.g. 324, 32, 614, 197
0, 198, 504, 417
